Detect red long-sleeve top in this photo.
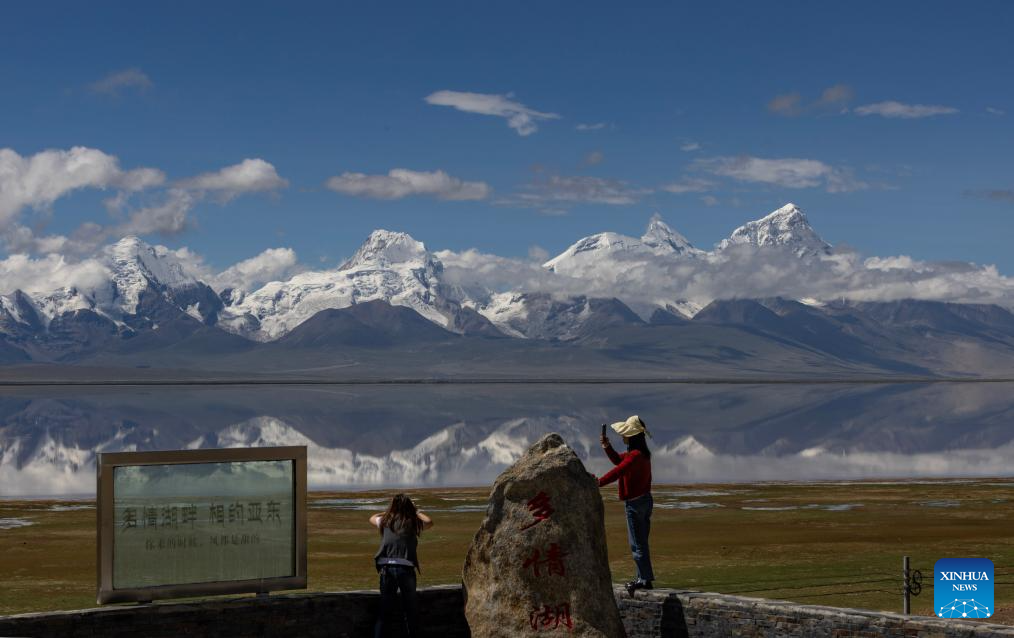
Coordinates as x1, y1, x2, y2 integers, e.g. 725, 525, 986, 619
597, 445, 652, 501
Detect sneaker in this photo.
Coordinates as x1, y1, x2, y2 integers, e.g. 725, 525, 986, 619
640, 580, 654, 590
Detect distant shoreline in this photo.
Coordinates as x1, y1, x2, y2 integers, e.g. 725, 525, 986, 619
4, 477, 1014, 501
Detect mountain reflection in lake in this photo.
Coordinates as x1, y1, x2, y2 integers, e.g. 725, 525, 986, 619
1, 382, 1013, 496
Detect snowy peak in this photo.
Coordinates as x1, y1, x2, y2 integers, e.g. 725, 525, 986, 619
0, 291, 42, 329
641, 216, 697, 255
0, 235, 218, 337
105, 236, 198, 291
657, 435, 714, 458
340, 230, 432, 270
543, 232, 636, 270
544, 215, 698, 274
219, 229, 460, 341
718, 203, 831, 257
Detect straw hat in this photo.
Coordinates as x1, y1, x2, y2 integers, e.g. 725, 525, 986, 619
609, 415, 649, 438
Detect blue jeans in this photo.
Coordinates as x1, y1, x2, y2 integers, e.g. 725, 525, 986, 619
624, 493, 655, 582
374, 565, 420, 638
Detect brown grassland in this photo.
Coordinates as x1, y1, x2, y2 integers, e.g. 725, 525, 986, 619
2, 480, 1013, 623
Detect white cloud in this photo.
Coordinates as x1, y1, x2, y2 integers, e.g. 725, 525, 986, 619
986, 107, 1006, 116
583, 150, 605, 166
118, 189, 196, 236
701, 195, 720, 207
854, 101, 959, 119
436, 247, 564, 294
661, 177, 713, 194
116, 167, 166, 192
325, 169, 490, 201
576, 122, 607, 131
0, 149, 290, 257
504, 174, 650, 211
212, 247, 303, 292
88, 68, 152, 96
178, 158, 288, 201
695, 156, 867, 192
0, 235, 302, 299
700, 156, 827, 188
0, 252, 111, 296
2, 226, 69, 255
106, 159, 288, 239
680, 141, 701, 152
424, 90, 560, 136
0, 147, 165, 229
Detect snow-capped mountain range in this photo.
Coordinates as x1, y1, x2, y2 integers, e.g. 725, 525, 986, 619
214, 202, 826, 341
2, 202, 1012, 361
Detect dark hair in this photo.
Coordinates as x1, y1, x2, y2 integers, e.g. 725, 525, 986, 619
380, 493, 423, 536
625, 432, 651, 460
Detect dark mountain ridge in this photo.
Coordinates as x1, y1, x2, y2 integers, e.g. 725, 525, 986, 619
4, 297, 1014, 380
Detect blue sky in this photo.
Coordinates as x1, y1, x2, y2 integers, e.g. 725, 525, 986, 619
1, 1, 1012, 272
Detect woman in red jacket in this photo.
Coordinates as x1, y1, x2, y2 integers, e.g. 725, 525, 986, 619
597, 415, 654, 595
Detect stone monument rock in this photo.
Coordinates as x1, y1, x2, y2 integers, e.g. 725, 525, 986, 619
463, 433, 625, 637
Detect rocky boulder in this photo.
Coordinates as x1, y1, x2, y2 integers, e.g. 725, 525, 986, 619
463, 433, 625, 637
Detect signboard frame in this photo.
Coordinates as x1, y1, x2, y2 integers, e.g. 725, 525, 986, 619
96, 446, 307, 604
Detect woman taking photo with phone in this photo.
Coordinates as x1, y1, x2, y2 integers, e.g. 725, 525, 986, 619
369, 494, 433, 638
596, 415, 654, 596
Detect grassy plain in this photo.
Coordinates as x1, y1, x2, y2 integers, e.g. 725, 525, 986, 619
2, 480, 1013, 622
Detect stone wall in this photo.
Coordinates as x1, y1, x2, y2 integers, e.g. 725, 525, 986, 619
615, 588, 1014, 638
3, 585, 1014, 637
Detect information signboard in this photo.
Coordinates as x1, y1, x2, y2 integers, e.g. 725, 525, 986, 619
97, 446, 307, 604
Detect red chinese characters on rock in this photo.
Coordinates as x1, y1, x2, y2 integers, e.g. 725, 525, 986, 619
529, 603, 574, 632
523, 543, 568, 578
519, 490, 573, 631
520, 491, 555, 531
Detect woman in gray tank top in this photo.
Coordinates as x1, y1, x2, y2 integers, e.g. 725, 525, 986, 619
369, 494, 433, 638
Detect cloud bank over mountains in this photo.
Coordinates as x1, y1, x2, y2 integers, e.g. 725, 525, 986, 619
435, 204, 1014, 320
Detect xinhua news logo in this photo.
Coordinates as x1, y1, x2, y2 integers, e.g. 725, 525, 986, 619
934, 558, 994, 619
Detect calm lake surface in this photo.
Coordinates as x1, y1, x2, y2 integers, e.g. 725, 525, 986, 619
2, 381, 1013, 496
